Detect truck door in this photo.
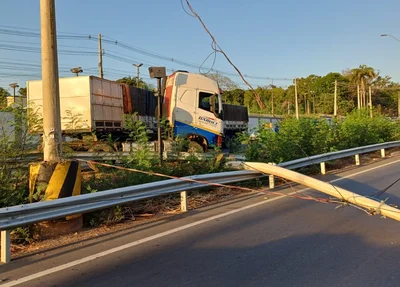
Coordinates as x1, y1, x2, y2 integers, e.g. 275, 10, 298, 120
194, 91, 222, 135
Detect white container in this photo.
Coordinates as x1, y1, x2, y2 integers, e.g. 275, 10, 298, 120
27, 76, 124, 134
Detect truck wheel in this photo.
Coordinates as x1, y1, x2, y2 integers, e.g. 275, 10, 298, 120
88, 143, 115, 153
188, 141, 204, 153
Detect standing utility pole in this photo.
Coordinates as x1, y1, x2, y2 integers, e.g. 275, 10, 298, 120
271, 79, 274, 115
398, 91, 400, 118
369, 86, 373, 118
334, 80, 338, 116
133, 63, 143, 88
98, 34, 103, 78
357, 85, 361, 110
40, 0, 62, 161
294, 78, 299, 119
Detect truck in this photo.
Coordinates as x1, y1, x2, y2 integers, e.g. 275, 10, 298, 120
27, 71, 248, 152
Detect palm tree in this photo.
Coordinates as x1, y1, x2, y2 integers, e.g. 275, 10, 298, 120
348, 65, 377, 108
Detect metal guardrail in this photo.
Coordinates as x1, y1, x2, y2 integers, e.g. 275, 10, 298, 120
0, 170, 260, 230
279, 141, 400, 170
1, 140, 400, 263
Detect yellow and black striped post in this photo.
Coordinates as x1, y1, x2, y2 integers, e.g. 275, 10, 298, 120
29, 160, 81, 202
29, 160, 82, 238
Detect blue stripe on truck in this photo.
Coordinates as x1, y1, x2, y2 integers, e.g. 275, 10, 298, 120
174, 121, 219, 146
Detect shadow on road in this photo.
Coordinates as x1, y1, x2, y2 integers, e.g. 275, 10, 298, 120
26, 212, 400, 287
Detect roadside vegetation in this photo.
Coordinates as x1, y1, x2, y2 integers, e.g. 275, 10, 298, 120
244, 110, 400, 163
0, 53, 399, 258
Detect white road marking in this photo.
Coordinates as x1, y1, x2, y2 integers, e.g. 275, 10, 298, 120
3, 158, 400, 287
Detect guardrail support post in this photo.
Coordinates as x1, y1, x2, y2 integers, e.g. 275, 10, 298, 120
1, 230, 11, 263
355, 154, 360, 166
381, 149, 386, 158
320, 162, 326, 175
180, 191, 188, 212
269, 175, 275, 189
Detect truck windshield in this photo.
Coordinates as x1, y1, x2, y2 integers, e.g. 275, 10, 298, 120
199, 92, 220, 118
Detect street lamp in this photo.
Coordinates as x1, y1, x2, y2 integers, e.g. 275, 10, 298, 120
133, 63, 143, 88
70, 67, 83, 77
9, 82, 19, 103
381, 34, 400, 43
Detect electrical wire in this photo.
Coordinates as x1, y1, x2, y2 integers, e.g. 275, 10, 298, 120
183, 0, 265, 109
0, 26, 295, 83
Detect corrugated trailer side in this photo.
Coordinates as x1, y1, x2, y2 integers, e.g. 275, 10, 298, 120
27, 76, 124, 135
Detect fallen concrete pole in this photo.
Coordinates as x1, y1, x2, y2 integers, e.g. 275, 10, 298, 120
244, 162, 400, 222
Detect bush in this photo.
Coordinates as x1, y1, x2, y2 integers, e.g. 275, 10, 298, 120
0, 106, 40, 208
244, 110, 400, 163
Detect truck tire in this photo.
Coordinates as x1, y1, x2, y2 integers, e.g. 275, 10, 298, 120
188, 141, 205, 153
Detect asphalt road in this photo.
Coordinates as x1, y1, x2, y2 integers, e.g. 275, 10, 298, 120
3, 156, 400, 287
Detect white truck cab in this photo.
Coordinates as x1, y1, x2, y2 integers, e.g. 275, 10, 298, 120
164, 71, 224, 149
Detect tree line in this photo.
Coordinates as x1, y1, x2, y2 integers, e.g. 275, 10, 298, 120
210, 65, 400, 117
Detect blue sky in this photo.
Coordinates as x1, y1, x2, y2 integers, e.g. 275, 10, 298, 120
1, 0, 400, 91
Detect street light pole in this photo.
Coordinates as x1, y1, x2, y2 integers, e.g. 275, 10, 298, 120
9, 83, 19, 104
381, 34, 400, 43
133, 63, 143, 88
70, 67, 83, 77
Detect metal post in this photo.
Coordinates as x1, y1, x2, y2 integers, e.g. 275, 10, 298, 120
269, 175, 275, 189
157, 78, 163, 163
355, 154, 360, 166
294, 78, 299, 119
271, 79, 274, 115
40, 0, 62, 161
180, 191, 188, 212
98, 34, 103, 79
381, 148, 386, 158
320, 162, 326, 175
1, 230, 11, 263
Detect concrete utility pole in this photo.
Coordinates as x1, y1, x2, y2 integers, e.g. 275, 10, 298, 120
271, 79, 274, 115
334, 80, 337, 116
9, 83, 19, 104
357, 85, 361, 110
369, 86, 373, 118
398, 91, 400, 118
98, 34, 103, 78
294, 78, 299, 119
133, 63, 143, 88
41, 0, 62, 161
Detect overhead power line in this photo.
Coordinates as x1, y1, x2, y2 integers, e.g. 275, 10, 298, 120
0, 26, 294, 82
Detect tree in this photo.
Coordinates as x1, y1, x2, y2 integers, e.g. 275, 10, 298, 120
222, 88, 245, 105
116, 76, 153, 91
0, 87, 10, 109
205, 73, 239, 91
347, 65, 377, 107
18, 87, 27, 97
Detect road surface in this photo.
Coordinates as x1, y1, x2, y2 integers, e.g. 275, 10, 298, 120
2, 156, 400, 287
